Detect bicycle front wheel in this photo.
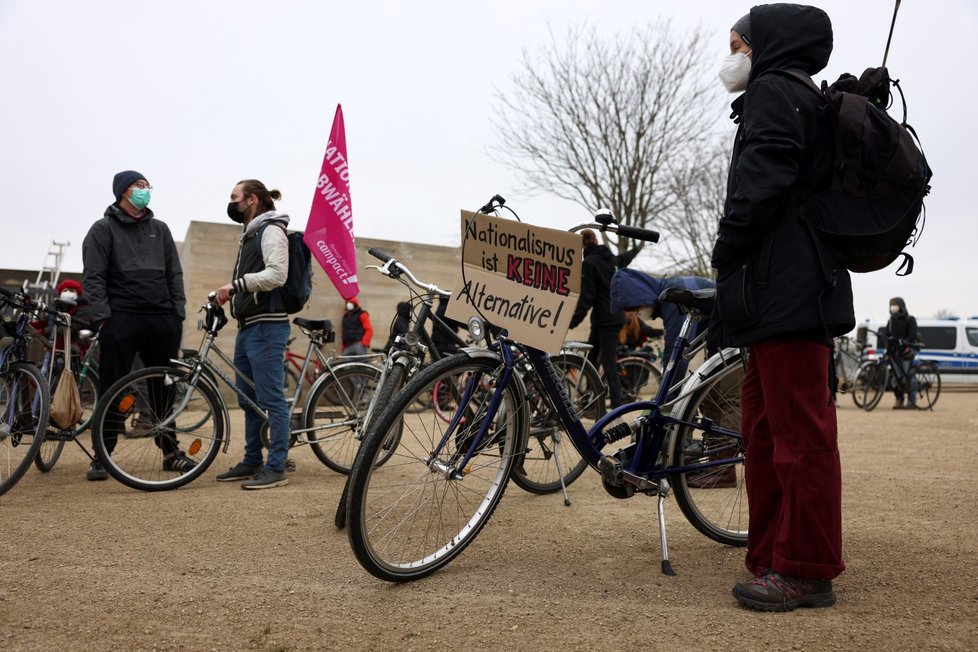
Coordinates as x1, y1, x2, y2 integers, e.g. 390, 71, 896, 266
34, 430, 66, 473
305, 362, 382, 474
911, 362, 941, 410
853, 361, 885, 411
670, 350, 748, 546
0, 363, 49, 496
91, 366, 224, 491
509, 353, 601, 494
347, 353, 525, 582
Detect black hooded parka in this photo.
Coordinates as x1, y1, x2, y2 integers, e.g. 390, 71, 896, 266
711, 3, 855, 347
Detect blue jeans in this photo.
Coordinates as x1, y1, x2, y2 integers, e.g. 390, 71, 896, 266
234, 322, 290, 472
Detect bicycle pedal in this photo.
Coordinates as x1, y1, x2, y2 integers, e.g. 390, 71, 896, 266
285, 458, 297, 473
598, 455, 634, 500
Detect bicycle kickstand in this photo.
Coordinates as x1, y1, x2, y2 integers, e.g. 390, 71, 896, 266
550, 430, 571, 507
656, 478, 677, 576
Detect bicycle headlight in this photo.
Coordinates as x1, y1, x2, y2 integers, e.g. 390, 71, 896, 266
467, 316, 485, 344
402, 331, 421, 347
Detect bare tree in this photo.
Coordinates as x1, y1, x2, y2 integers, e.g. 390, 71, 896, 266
934, 308, 957, 319
656, 138, 730, 276
491, 21, 723, 257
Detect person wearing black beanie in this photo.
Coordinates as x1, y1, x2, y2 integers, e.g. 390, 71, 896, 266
81, 170, 188, 481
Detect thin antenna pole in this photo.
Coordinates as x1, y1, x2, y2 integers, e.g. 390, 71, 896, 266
882, 0, 902, 68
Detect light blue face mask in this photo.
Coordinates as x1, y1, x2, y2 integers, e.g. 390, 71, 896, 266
129, 188, 151, 210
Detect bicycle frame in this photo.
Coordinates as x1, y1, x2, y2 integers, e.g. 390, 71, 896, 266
433, 312, 743, 485
164, 302, 374, 453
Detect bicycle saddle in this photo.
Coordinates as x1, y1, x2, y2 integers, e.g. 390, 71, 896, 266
659, 287, 716, 314
293, 318, 333, 333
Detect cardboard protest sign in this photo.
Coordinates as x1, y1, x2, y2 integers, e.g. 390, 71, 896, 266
446, 210, 582, 354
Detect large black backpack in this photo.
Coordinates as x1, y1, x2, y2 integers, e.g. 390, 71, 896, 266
774, 67, 932, 276
258, 223, 313, 314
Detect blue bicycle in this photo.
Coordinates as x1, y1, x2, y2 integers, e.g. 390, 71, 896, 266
345, 200, 747, 581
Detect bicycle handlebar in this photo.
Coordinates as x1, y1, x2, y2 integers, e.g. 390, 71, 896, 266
571, 210, 660, 244
367, 249, 451, 298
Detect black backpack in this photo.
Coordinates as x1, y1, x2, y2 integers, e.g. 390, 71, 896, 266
774, 67, 932, 276
258, 223, 313, 314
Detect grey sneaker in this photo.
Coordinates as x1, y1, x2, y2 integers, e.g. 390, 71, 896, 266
86, 459, 108, 481
216, 462, 262, 482
242, 468, 289, 490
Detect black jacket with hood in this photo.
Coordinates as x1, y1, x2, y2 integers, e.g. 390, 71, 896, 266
710, 3, 854, 347
82, 204, 186, 324
570, 244, 638, 329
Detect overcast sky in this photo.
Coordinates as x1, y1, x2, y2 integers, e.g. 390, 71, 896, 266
1, 0, 973, 324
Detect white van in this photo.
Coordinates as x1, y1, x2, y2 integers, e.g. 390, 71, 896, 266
855, 318, 978, 384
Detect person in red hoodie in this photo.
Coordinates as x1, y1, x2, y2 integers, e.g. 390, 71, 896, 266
341, 296, 373, 356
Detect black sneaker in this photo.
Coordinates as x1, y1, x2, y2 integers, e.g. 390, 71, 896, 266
162, 451, 197, 473
216, 462, 262, 482
733, 571, 836, 612
242, 468, 289, 490
86, 459, 108, 481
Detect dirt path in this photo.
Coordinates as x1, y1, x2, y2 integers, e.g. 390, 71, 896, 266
2, 392, 977, 651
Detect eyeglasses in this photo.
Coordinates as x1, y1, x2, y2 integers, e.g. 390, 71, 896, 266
131, 181, 153, 190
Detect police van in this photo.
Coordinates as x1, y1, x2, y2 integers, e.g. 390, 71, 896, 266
856, 318, 978, 384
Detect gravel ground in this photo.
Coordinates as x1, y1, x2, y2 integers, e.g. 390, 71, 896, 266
1, 391, 976, 651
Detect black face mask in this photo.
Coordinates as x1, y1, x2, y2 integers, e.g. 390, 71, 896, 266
227, 201, 246, 224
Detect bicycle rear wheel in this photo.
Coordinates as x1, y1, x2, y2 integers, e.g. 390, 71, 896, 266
911, 362, 941, 410
616, 356, 663, 403
0, 363, 49, 496
670, 350, 748, 546
91, 366, 224, 491
347, 353, 525, 582
509, 353, 601, 494
305, 362, 383, 474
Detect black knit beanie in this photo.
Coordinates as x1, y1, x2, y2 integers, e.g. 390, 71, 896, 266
113, 170, 147, 201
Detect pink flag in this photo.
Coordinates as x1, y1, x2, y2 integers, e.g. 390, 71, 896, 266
304, 104, 359, 300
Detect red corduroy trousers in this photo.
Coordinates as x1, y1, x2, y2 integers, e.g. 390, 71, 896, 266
741, 339, 845, 581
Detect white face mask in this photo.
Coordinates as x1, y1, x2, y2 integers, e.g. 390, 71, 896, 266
345, 302, 355, 311
719, 52, 752, 93
59, 290, 79, 304
890, 305, 900, 315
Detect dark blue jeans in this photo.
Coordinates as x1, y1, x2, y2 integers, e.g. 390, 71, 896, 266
234, 322, 290, 472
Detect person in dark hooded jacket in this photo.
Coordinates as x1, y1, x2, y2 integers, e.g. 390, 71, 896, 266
569, 229, 639, 408
713, 5, 854, 612
882, 296, 920, 409
82, 170, 187, 481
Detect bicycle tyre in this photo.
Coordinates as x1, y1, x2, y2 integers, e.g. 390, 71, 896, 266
862, 362, 887, 411
670, 349, 748, 546
911, 361, 941, 410
34, 430, 65, 473
305, 362, 383, 474
509, 353, 601, 494
333, 363, 410, 530
617, 356, 663, 403
91, 366, 224, 491
852, 361, 884, 411
850, 362, 872, 409
0, 362, 49, 496
347, 352, 526, 582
